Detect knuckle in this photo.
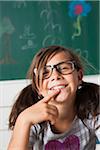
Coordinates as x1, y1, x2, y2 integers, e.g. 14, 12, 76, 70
43, 112, 49, 119
43, 103, 47, 108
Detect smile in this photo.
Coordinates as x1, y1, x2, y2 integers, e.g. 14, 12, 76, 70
50, 85, 67, 90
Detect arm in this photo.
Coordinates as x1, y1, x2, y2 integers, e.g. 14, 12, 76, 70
8, 114, 31, 150
8, 89, 59, 150
95, 114, 100, 142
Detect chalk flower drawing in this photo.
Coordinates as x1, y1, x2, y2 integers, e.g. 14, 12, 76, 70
68, 0, 91, 39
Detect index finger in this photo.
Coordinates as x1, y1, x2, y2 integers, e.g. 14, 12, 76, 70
40, 89, 60, 103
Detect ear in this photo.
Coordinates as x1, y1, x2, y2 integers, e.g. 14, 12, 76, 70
78, 69, 83, 84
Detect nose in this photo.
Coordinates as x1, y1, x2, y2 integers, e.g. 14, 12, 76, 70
50, 68, 62, 81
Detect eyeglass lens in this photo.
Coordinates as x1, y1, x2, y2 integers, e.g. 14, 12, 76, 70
42, 61, 75, 79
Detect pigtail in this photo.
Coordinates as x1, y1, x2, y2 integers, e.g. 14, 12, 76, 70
9, 84, 38, 130
76, 81, 99, 121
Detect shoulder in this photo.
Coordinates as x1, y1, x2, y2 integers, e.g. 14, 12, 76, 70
28, 122, 47, 147
83, 114, 100, 130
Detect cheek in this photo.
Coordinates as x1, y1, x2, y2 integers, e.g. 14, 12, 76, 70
68, 74, 79, 92
40, 80, 48, 96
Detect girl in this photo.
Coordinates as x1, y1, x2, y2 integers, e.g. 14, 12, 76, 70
8, 45, 100, 150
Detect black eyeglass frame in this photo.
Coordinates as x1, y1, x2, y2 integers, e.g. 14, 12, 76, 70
42, 60, 77, 79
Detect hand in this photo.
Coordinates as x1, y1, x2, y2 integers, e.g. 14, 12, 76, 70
18, 89, 60, 126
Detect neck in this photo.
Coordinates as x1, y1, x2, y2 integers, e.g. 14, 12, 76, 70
51, 105, 76, 134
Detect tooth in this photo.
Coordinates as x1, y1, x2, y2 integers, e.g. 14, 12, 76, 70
53, 86, 65, 90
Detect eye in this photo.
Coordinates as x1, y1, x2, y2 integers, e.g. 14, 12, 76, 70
43, 67, 50, 78
43, 68, 49, 74
60, 63, 71, 70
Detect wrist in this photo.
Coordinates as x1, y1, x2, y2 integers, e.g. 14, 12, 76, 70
8, 114, 31, 149
17, 111, 32, 128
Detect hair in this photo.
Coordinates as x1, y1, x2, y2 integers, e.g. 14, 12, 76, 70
9, 45, 99, 130
27, 45, 83, 92
9, 84, 39, 129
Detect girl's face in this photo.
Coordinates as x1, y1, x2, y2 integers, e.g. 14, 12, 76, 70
39, 51, 83, 104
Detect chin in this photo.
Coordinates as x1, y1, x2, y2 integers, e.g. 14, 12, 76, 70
54, 92, 68, 103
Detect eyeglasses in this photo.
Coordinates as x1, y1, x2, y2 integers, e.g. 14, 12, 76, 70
41, 60, 76, 79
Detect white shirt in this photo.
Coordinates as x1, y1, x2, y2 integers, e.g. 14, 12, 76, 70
28, 115, 100, 150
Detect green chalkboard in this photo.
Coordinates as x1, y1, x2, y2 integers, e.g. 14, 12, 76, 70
0, 1, 99, 80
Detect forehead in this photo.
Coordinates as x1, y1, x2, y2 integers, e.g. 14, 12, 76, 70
46, 51, 71, 65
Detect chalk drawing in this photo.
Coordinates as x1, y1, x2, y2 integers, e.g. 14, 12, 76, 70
75, 48, 88, 59
40, 9, 59, 21
13, 1, 27, 9
0, 17, 16, 64
39, 1, 62, 47
42, 34, 62, 47
19, 24, 37, 50
0, 17, 15, 38
44, 22, 62, 33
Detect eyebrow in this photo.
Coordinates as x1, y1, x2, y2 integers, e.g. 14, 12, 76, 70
45, 60, 74, 67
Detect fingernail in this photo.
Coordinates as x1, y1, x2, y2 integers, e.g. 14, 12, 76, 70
56, 89, 60, 92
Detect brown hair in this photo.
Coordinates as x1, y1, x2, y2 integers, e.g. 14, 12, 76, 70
9, 45, 99, 130
27, 45, 83, 92
9, 84, 39, 129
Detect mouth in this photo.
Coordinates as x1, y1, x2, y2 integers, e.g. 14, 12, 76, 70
49, 85, 67, 90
